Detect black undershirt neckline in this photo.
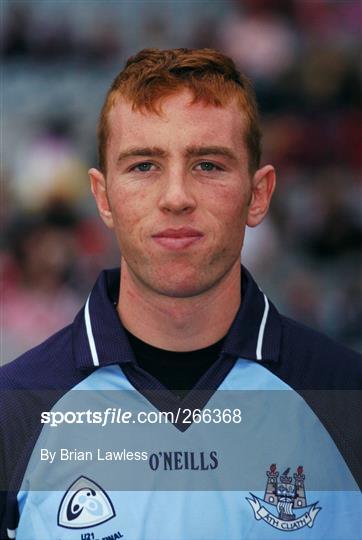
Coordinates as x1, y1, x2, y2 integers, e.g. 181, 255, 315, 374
123, 327, 225, 399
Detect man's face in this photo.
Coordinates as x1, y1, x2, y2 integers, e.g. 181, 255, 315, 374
90, 90, 274, 298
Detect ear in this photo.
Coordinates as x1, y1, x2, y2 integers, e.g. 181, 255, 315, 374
246, 165, 276, 228
89, 168, 114, 229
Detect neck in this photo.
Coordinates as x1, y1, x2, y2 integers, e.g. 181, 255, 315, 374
117, 261, 241, 351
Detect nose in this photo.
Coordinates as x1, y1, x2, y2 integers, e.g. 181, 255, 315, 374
158, 168, 197, 215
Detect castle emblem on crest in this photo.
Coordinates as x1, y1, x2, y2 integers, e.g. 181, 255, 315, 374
247, 464, 321, 532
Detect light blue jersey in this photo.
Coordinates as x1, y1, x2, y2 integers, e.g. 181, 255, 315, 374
13, 360, 362, 540
1, 268, 361, 540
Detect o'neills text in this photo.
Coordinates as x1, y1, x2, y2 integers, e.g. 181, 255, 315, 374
148, 451, 218, 471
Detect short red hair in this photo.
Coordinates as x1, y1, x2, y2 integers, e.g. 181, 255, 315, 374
98, 48, 261, 174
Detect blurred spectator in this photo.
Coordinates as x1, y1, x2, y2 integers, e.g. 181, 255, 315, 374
218, 2, 298, 84
2, 4, 31, 58
1, 201, 117, 363
2, 203, 81, 361
2, 2, 122, 64
11, 117, 88, 211
284, 268, 322, 329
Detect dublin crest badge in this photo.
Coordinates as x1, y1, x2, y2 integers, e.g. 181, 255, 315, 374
247, 464, 321, 532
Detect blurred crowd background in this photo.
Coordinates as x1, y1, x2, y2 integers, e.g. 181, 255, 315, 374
1, 0, 361, 362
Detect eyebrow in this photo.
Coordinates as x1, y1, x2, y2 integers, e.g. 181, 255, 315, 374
185, 145, 238, 162
117, 147, 167, 164
116, 145, 238, 165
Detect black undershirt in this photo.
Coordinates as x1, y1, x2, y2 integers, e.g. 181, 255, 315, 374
124, 328, 225, 398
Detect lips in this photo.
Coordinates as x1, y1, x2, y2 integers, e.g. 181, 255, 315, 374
152, 227, 204, 250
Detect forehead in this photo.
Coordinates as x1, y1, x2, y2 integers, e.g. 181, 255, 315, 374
107, 90, 247, 155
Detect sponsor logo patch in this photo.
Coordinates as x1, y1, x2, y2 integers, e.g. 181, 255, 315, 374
58, 476, 116, 529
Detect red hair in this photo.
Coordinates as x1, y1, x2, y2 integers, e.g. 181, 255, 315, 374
98, 48, 261, 174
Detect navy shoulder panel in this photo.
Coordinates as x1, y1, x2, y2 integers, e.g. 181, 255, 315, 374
1, 324, 78, 391
265, 315, 362, 488
274, 315, 362, 390
0, 319, 89, 514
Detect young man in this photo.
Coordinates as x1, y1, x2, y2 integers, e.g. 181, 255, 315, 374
1, 48, 361, 540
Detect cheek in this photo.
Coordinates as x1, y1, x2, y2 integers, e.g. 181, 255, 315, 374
107, 187, 160, 259
107, 188, 143, 243
208, 188, 249, 232
108, 184, 140, 223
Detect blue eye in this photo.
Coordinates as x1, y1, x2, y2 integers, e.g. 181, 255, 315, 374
196, 162, 220, 172
133, 162, 154, 172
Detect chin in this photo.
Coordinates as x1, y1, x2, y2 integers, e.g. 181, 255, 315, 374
128, 258, 236, 298
156, 283, 206, 299
148, 269, 222, 299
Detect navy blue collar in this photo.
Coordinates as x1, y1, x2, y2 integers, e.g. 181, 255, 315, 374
73, 266, 282, 370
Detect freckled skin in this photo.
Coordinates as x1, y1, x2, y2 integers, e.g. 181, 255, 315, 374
91, 90, 275, 306
94, 91, 257, 298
